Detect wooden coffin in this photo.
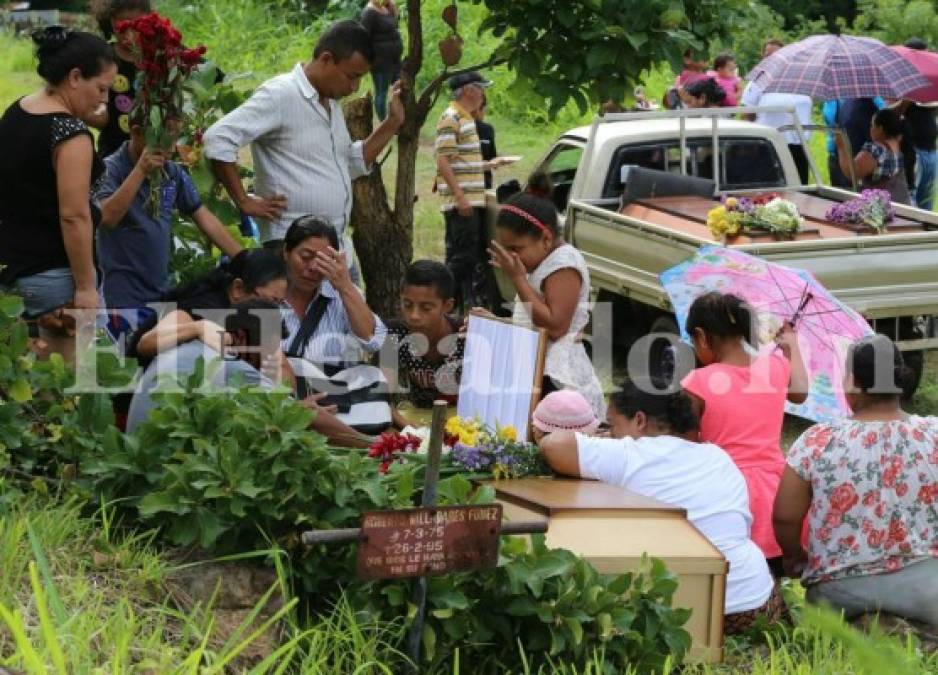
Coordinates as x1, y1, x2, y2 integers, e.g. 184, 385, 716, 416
492, 478, 727, 663
621, 192, 927, 244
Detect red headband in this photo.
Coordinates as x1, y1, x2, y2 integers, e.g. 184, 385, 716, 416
499, 204, 552, 237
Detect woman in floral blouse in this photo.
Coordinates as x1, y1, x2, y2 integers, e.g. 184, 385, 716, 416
774, 335, 938, 627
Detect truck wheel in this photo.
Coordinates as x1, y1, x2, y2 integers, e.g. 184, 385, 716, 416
648, 315, 681, 382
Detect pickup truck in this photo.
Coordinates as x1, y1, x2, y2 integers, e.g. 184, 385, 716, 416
487, 107, 938, 395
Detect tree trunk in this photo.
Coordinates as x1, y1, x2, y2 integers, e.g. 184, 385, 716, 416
344, 0, 491, 318
344, 95, 413, 319
343, 0, 433, 320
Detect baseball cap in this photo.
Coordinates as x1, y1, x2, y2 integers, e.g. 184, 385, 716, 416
448, 71, 493, 92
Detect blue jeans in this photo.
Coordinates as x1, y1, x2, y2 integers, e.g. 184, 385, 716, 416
914, 148, 936, 211
7, 267, 75, 319
371, 68, 399, 121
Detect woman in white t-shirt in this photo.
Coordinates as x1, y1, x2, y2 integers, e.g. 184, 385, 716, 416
538, 379, 783, 633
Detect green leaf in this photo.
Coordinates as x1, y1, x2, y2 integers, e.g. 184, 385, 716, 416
198, 510, 226, 548
8, 378, 32, 403
138, 492, 190, 516
626, 32, 648, 50
0, 295, 24, 319
422, 623, 436, 662
564, 616, 584, 647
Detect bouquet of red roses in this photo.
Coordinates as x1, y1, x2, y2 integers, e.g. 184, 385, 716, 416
114, 12, 206, 215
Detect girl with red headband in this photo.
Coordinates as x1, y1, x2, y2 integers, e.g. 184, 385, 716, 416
488, 185, 605, 418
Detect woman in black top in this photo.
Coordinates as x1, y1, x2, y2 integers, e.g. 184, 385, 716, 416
89, 0, 153, 159
129, 248, 288, 365
0, 27, 115, 356
361, 0, 403, 120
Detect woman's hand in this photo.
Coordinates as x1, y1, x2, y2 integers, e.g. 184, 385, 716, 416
301, 392, 339, 415
488, 240, 526, 282
199, 320, 232, 354
312, 247, 353, 291
72, 287, 99, 312
775, 321, 798, 351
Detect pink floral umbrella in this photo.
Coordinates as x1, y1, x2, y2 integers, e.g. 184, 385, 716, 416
660, 246, 874, 422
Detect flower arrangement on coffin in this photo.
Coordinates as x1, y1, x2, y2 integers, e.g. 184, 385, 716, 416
706, 194, 804, 241
367, 416, 549, 478
824, 189, 895, 234
446, 416, 549, 479
115, 12, 206, 215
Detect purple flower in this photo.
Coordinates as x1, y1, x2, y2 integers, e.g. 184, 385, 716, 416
825, 190, 894, 233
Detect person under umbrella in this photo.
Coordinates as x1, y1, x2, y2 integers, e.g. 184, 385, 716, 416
835, 108, 911, 204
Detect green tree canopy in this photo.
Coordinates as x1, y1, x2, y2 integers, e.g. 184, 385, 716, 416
474, 0, 751, 116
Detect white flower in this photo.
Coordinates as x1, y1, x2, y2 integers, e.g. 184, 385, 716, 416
400, 426, 451, 454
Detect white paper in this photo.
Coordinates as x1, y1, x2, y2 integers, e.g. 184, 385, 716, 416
456, 315, 542, 442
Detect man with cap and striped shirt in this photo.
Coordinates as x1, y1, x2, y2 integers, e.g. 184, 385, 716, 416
435, 71, 503, 311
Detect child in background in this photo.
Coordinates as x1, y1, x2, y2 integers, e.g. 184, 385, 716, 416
710, 53, 742, 107
531, 390, 601, 442
384, 260, 464, 427
90, 0, 152, 157
675, 48, 709, 87
681, 291, 808, 575
488, 187, 606, 419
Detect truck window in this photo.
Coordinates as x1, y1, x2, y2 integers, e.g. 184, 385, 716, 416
540, 143, 584, 212
721, 140, 786, 189
602, 144, 669, 197
603, 137, 787, 198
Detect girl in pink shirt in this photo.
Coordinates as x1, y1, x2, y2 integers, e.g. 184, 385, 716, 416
709, 53, 742, 107
681, 292, 809, 574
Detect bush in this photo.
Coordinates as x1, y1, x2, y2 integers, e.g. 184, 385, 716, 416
83, 363, 397, 553
414, 537, 692, 673
0, 294, 128, 511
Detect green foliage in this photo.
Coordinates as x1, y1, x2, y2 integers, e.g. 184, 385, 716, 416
853, 0, 938, 49
0, 294, 130, 511
0, 498, 410, 673
716, 3, 827, 72
760, 0, 857, 32
474, 0, 750, 116
160, 0, 323, 86
83, 366, 393, 553
368, 534, 690, 673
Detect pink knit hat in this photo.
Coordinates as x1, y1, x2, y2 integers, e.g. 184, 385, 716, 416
531, 390, 600, 435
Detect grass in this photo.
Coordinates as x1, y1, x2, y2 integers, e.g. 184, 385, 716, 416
4, 499, 936, 674
0, 497, 413, 673
0, 30, 39, 107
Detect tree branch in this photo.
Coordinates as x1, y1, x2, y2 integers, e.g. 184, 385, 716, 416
416, 54, 508, 113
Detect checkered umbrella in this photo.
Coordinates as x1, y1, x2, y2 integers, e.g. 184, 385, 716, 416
747, 35, 930, 100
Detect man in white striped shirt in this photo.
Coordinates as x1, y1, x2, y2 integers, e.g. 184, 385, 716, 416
435, 72, 498, 311
204, 21, 404, 261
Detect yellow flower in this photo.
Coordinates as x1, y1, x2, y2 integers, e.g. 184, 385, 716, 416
445, 416, 464, 436
492, 463, 511, 481
496, 424, 518, 442
724, 197, 738, 209
706, 206, 742, 239
459, 430, 479, 447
